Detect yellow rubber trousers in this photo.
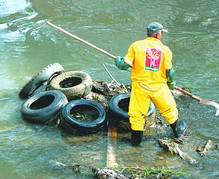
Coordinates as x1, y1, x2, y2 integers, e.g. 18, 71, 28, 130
128, 82, 178, 131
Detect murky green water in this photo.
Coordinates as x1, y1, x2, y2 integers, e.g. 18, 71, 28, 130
0, 0, 218, 178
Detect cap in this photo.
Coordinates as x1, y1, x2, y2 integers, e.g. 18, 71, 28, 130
146, 22, 168, 33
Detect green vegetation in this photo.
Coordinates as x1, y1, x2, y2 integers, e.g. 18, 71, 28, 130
113, 166, 186, 179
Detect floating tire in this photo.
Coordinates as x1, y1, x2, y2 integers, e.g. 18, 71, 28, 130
49, 71, 93, 100
60, 99, 107, 134
19, 63, 64, 99
21, 90, 68, 124
108, 93, 155, 131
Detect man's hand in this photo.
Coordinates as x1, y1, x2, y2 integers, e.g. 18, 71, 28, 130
115, 56, 129, 70
166, 68, 175, 90
167, 81, 175, 90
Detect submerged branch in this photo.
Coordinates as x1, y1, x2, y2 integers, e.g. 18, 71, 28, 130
158, 138, 197, 164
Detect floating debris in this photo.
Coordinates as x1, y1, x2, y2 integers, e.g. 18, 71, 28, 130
197, 140, 212, 157
92, 167, 128, 179
92, 166, 187, 179
92, 80, 130, 99
158, 138, 196, 164
196, 145, 202, 153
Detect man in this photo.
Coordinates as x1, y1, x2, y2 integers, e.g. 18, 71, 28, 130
115, 22, 187, 146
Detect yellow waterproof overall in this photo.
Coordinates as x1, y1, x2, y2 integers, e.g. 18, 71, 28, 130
125, 37, 178, 131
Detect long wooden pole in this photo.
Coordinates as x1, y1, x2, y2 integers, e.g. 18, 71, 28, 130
47, 21, 219, 116
47, 21, 116, 59
174, 86, 219, 116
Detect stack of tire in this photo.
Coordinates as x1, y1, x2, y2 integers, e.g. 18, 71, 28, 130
19, 63, 156, 135
19, 63, 107, 134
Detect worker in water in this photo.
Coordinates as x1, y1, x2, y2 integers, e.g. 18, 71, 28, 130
115, 22, 187, 146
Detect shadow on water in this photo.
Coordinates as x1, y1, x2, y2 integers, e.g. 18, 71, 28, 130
0, 0, 219, 178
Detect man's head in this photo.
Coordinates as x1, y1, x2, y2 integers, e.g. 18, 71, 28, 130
146, 22, 168, 39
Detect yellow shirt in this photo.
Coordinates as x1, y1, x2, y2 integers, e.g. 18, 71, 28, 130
125, 37, 173, 89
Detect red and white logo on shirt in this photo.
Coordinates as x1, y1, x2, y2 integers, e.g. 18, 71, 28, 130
145, 48, 161, 72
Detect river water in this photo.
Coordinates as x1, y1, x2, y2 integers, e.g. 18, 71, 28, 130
0, 0, 218, 178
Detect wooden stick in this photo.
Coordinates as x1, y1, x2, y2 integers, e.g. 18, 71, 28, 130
174, 86, 201, 101
174, 86, 219, 116
102, 64, 120, 85
47, 21, 219, 116
102, 64, 129, 93
106, 125, 118, 167
47, 21, 116, 59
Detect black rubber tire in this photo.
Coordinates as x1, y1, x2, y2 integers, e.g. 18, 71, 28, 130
19, 63, 64, 99
60, 99, 107, 134
108, 93, 156, 131
21, 90, 68, 124
109, 93, 155, 119
49, 71, 93, 100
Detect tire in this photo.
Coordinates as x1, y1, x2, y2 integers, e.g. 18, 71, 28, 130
21, 90, 68, 124
31, 84, 49, 96
19, 63, 64, 99
109, 93, 155, 119
109, 93, 130, 119
60, 99, 107, 134
49, 71, 93, 100
108, 93, 155, 131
